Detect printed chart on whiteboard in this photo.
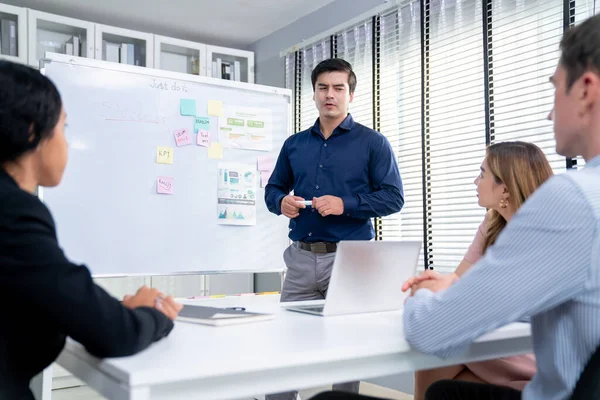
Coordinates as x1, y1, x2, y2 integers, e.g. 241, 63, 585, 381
217, 163, 257, 226
218, 106, 273, 151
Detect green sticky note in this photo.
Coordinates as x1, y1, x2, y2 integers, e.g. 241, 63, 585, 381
180, 99, 196, 116
194, 116, 210, 133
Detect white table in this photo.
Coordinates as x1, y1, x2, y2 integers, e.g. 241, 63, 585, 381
55, 295, 532, 400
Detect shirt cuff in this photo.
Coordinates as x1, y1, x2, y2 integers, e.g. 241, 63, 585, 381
341, 195, 359, 216
405, 288, 435, 307
276, 194, 287, 215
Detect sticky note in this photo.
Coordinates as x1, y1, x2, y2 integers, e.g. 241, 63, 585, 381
208, 142, 223, 159
180, 99, 196, 116
260, 171, 272, 188
197, 129, 210, 147
173, 128, 192, 147
157, 176, 174, 194
194, 116, 210, 133
156, 146, 174, 164
207, 100, 223, 117
257, 156, 273, 172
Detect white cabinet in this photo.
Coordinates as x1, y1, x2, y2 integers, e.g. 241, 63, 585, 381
154, 35, 207, 76
95, 24, 154, 68
0, 3, 27, 64
0, 4, 255, 78
206, 44, 255, 83
27, 9, 94, 68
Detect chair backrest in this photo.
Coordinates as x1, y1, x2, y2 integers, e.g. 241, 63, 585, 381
570, 342, 600, 399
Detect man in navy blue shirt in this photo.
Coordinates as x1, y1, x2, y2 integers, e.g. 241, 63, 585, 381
264, 59, 403, 398
266, 57, 403, 298
266, 58, 403, 302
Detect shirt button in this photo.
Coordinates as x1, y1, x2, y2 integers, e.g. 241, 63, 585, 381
319, 164, 323, 168
308, 232, 312, 236
312, 209, 315, 212
324, 143, 328, 147
315, 185, 319, 189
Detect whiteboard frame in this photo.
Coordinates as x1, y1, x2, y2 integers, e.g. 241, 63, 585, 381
38, 53, 292, 277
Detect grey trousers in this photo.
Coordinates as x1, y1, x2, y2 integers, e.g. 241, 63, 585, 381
265, 243, 360, 400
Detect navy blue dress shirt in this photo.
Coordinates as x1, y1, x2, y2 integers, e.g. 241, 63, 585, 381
265, 114, 404, 243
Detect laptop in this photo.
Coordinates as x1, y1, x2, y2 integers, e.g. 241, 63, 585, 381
284, 240, 422, 316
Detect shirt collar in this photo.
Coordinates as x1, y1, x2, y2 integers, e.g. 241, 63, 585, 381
311, 113, 355, 137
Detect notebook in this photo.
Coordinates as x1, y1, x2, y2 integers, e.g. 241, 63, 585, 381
176, 305, 275, 326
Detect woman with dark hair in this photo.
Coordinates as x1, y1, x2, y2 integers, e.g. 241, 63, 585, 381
0, 61, 182, 400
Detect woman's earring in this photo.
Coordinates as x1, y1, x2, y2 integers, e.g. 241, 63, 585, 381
499, 199, 508, 209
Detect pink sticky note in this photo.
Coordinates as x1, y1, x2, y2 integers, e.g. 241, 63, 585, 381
260, 171, 272, 188
197, 129, 210, 147
157, 176, 174, 194
257, 156, 273, 172
173, 128, 192, 147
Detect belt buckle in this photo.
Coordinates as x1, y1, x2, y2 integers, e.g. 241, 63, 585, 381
310, 242, 327, 253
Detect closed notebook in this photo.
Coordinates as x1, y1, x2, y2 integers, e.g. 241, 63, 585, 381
176, 305, 275, 326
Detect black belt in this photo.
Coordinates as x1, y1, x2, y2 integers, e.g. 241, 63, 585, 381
296, 241, 337, 253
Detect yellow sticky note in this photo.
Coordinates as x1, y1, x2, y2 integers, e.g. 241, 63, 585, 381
156, 146, 174, 164
207, 100, 223, 117
207, 142, 223, 159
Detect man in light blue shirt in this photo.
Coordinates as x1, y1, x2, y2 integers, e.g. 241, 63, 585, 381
402, 14, 600, 400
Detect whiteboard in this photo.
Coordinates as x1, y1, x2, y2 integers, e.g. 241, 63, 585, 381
41, 54, 291, 276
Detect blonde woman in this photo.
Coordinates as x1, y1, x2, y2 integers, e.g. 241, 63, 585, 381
403, 141, 554, 400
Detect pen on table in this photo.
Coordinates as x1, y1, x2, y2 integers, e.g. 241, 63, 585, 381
257, 291, 279, 295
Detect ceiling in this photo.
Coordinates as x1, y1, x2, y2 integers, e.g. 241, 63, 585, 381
3, 0, 336, 48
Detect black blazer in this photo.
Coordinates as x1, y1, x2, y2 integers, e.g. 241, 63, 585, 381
0, 170, 173, 400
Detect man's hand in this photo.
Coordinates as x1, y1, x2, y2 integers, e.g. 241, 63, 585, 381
313, 195, 344, 217
402, 271, 458, 296
281, 195, 306, 218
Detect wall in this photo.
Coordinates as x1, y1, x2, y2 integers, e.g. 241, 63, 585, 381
247, 0, 387, 88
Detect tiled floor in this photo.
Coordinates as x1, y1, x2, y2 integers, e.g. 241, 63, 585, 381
51, 381, 413, 400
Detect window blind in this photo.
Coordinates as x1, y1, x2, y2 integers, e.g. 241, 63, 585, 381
285, 0, 584, 274
574, 0, 597, 169
299, 40, 331, 131
285, 52, 297, 132
285, 52, 295, 91
336, 20, 374, 128
490, 0, 565, 174
427, 0, 487, 273
379, 1, 425, 269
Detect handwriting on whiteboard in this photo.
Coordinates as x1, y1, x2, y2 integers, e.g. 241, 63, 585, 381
150, 79, 188, 92
101, 101, 166, 125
